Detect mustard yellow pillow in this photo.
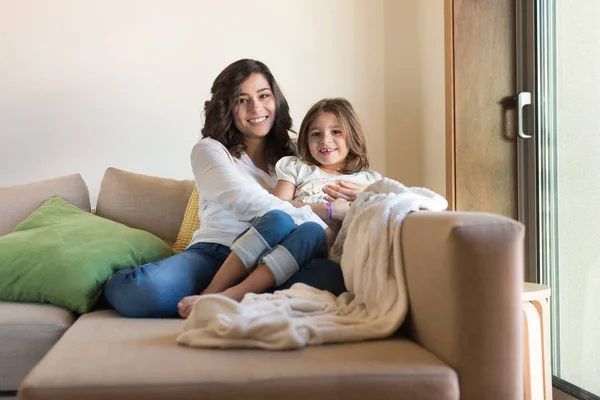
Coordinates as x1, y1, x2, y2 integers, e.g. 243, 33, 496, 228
173, 188, 200, 252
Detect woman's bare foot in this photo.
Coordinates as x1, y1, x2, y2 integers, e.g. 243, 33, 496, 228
177, 295, 200, 318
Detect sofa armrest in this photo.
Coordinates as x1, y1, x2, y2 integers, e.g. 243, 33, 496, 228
401, 211, 524, 400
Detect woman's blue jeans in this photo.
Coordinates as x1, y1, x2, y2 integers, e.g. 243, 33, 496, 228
104, 211, 343, 318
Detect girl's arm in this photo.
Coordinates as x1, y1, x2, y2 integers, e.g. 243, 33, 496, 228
274, 180, 349, 221
273, 180, 295, 201
191, 139, 327, 229
274, 180, 332, 221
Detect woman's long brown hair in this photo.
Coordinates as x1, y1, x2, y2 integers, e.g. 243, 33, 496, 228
201, 59, 295, 167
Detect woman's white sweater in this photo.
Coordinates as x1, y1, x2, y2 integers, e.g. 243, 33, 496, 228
188, 138, 327, 248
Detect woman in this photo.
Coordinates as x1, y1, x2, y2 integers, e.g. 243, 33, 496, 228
104, 59, 361, 318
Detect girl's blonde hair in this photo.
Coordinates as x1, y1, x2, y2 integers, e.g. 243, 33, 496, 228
297, 98, 369, 174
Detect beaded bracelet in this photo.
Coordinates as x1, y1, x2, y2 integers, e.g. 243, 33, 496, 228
326, 202, 333, 220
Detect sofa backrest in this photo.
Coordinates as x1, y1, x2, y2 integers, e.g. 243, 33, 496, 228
0, 174, 91, 236
95, 167, 194, 246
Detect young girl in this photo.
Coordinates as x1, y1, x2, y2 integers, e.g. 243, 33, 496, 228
275, 98, 382, 241
178, 98, 380, 317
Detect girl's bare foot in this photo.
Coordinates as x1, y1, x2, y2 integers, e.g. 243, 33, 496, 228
220, 287, 246, 302
177, 295, 200, 318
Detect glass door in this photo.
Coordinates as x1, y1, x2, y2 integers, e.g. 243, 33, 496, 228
519, 0, 600, 398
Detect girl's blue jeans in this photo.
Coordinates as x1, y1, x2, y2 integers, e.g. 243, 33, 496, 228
104, 210, 341, 318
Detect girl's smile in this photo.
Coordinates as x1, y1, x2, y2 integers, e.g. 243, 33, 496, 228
308, 112, 349, 173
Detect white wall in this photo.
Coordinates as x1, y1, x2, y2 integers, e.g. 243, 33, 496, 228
384, 0, 422, 186
0, 0, 445, 204
418, 1, 446, 196
0, 0, 387, 204
384, 0, 445, 195
556, 0, 600, 394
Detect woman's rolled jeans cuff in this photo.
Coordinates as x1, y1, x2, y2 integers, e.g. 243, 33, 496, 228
230, 226, 271, 270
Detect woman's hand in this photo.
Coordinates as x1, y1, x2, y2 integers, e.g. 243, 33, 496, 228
330, 198, 351, 221
324, 181, 365, 203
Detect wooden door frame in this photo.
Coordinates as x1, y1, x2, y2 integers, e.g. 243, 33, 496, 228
444, 0, 455, 210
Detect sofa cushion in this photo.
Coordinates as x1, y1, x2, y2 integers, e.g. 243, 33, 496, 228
19, 310, 458, 400
0, 196, 174, 313
95, 168, 195, 247
0, 301, 75, 392
0, 173, 90, 236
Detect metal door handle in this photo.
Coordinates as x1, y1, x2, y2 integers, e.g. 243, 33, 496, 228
518, 92, 532, 139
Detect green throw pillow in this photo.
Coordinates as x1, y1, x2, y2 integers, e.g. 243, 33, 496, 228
0, 196, 174, 313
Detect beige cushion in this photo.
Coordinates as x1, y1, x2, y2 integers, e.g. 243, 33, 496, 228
95, 168, 195, 246
20, 310, 458, 400
0, 302, 75, 391
0, 174, 90, 236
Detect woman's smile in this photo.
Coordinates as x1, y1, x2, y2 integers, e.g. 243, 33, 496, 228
248, 116, 268, 125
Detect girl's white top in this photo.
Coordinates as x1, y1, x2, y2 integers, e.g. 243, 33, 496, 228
189, 138, 327, 248
275, 156, 382, 204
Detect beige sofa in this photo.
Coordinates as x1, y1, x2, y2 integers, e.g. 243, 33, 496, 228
0, 168, 524, 400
